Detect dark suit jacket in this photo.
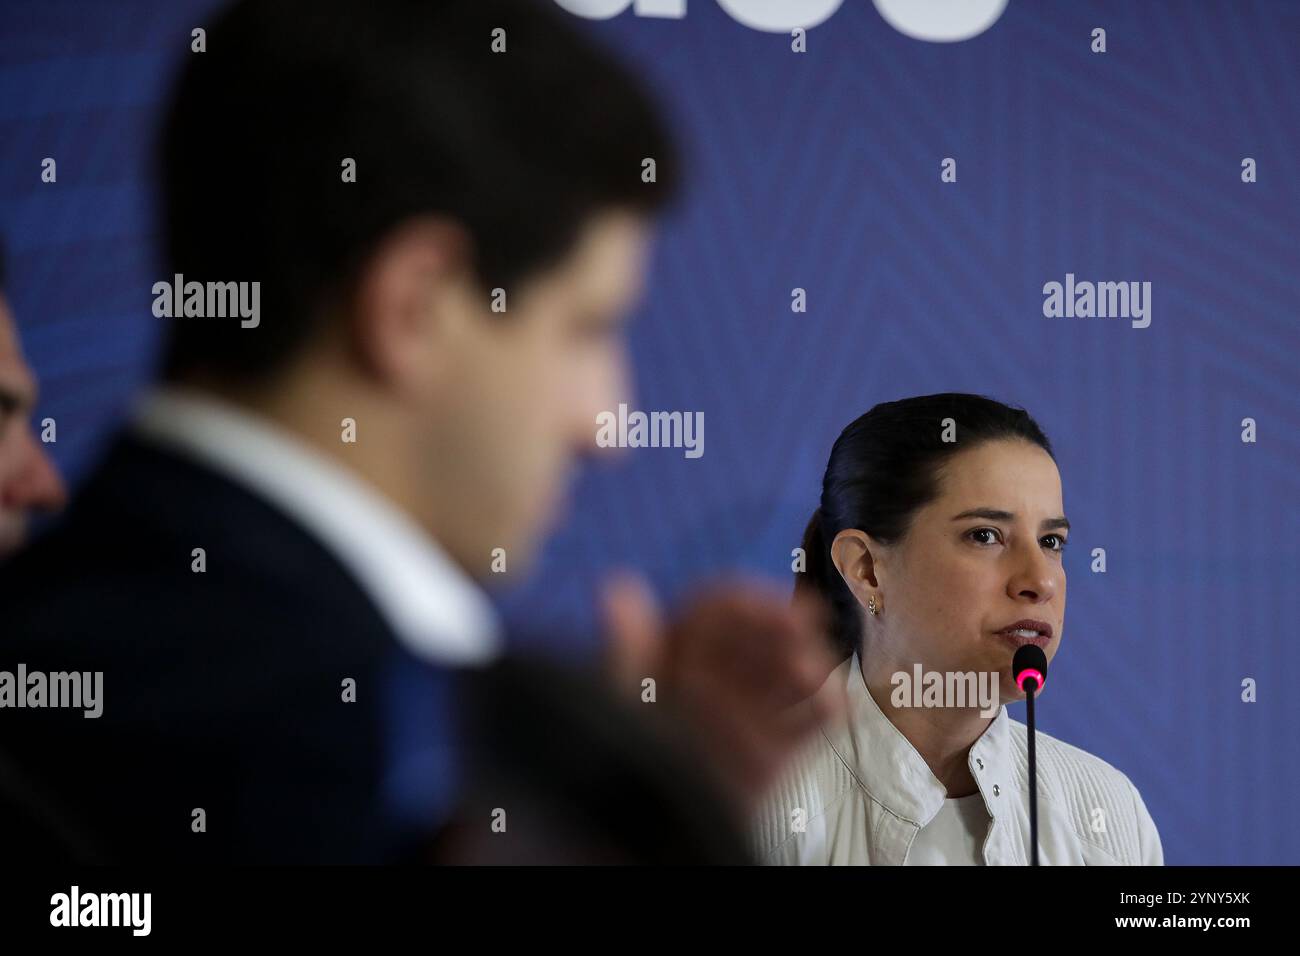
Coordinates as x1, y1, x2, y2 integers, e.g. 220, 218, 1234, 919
0, 433, 441, 862
0, 432, 752, 864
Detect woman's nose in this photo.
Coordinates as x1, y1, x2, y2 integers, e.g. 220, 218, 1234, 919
1007, 547, 1059, 603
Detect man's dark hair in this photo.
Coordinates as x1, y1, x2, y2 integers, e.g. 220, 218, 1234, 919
159, 0, 679, 383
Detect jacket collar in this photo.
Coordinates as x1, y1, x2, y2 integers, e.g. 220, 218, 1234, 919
132, 388, 503, 669
825, 652, 1013, 829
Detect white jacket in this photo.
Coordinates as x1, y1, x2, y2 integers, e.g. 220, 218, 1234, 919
752, 654, 1164, 865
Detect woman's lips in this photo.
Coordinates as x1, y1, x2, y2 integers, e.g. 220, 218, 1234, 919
996, 631, 1051, 648
993, 619, 1053, 647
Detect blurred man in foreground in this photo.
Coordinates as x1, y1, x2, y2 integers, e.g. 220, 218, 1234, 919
0, 0, 836, 862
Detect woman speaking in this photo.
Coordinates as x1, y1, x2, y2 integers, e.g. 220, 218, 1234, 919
754, 393, 1163, 865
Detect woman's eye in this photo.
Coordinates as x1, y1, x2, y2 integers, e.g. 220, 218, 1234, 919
968, 528, 1001, 546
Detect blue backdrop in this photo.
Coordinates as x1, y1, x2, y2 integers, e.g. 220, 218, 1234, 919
2, 0, 1296, 865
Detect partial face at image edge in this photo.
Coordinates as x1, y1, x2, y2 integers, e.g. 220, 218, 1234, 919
0, 294, 68, 558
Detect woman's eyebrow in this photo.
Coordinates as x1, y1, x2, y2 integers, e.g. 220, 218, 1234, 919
950, 508, 1071, 532
950, 508, 1015, 522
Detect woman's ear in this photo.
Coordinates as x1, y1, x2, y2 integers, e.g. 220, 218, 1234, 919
830, 529, 881, 608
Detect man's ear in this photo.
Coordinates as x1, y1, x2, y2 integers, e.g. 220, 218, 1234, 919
830, 529, 882, 607
349, 216, 471, 391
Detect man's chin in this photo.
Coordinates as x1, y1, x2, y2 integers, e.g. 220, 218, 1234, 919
476, 483, 569, 582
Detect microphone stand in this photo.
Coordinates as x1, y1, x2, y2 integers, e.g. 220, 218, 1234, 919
1025, 681, 1038, 866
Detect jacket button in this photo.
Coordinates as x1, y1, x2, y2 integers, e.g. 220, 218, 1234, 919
993, 784, 1001, 796
976, 758, 984, 770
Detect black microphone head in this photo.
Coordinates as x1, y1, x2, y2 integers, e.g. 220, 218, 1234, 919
1012, 644, 1048, 693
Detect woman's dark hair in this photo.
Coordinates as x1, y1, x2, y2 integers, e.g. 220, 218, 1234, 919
798, 393, 1055, 659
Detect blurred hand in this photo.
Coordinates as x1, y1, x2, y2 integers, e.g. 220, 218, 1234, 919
601, 571, 845, 813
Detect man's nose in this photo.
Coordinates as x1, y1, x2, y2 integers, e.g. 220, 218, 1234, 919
2, 427, 67, 514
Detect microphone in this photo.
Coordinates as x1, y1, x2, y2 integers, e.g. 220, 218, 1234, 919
1013, 644, 1048, 867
